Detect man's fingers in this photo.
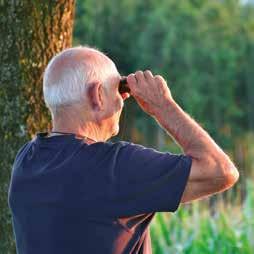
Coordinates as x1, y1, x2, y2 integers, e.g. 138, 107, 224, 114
127, 73, 137, 85
135, 70, 146, 84
126, 73, 138, 95
144, 70, 153, 81
154, 75, 166, 84
126, 70, 162, 97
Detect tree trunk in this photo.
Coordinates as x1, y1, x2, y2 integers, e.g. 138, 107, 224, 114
0, 1, 75, 253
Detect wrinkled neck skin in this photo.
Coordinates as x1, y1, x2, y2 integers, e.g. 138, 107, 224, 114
51, 105, 112, 143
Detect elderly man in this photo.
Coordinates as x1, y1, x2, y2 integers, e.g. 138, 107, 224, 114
8, 46, 239, 254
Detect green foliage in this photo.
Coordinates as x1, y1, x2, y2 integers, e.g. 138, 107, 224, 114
74, 0, 254, 155
150, 180, 254, 254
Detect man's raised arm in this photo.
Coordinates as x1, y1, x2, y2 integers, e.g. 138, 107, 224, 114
126, 70, 239, 203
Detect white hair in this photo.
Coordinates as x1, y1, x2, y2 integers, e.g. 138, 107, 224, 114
43, 46, 119, 117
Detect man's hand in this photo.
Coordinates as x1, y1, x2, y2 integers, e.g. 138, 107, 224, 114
127, 70, 173, 117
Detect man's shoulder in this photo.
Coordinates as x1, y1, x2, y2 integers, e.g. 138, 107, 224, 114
96, 140, 131, 154
103, 140, 131, 148
14, 140, 33, 160
104, 140, 148, 152
108, 141, 161, 153
111, 140, 131, 146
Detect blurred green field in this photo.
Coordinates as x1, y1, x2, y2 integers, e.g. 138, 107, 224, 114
150, 180, 254, 254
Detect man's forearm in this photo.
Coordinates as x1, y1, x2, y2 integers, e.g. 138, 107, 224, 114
127, 70, 239, 196
154, 98, 228, 160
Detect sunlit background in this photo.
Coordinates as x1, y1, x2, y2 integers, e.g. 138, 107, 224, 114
1, 0, 254, 253
73, 0, 254, 253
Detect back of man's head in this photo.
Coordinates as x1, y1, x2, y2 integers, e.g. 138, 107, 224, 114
43, 46, 119, 118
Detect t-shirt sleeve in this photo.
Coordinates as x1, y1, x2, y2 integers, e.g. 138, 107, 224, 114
102, 141, 192, 217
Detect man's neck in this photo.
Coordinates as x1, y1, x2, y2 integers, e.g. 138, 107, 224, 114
51, 123, 108, 142
49, 130, 99, 144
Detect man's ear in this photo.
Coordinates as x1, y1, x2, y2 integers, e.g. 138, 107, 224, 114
87, 82, 104, 111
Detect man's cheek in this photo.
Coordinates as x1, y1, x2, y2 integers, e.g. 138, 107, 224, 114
115, 96, 123, 110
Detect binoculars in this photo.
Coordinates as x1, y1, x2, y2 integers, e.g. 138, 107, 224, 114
119, 78, 131, 94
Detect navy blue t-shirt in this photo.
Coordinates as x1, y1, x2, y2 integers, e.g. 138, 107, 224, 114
8, 132, 192, 254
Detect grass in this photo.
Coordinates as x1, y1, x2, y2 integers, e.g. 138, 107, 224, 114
150, 180, 254, 254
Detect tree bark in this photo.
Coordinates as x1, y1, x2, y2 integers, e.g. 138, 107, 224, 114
0, 1, 75, 253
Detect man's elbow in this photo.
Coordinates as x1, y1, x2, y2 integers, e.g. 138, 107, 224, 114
222, 163, 239, 189
216, 160, 239, 192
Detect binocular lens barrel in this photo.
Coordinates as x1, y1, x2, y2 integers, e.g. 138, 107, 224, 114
119, 78, 130, 94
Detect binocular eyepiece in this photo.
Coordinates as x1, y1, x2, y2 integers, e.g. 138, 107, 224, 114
119, 78, 131, 94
